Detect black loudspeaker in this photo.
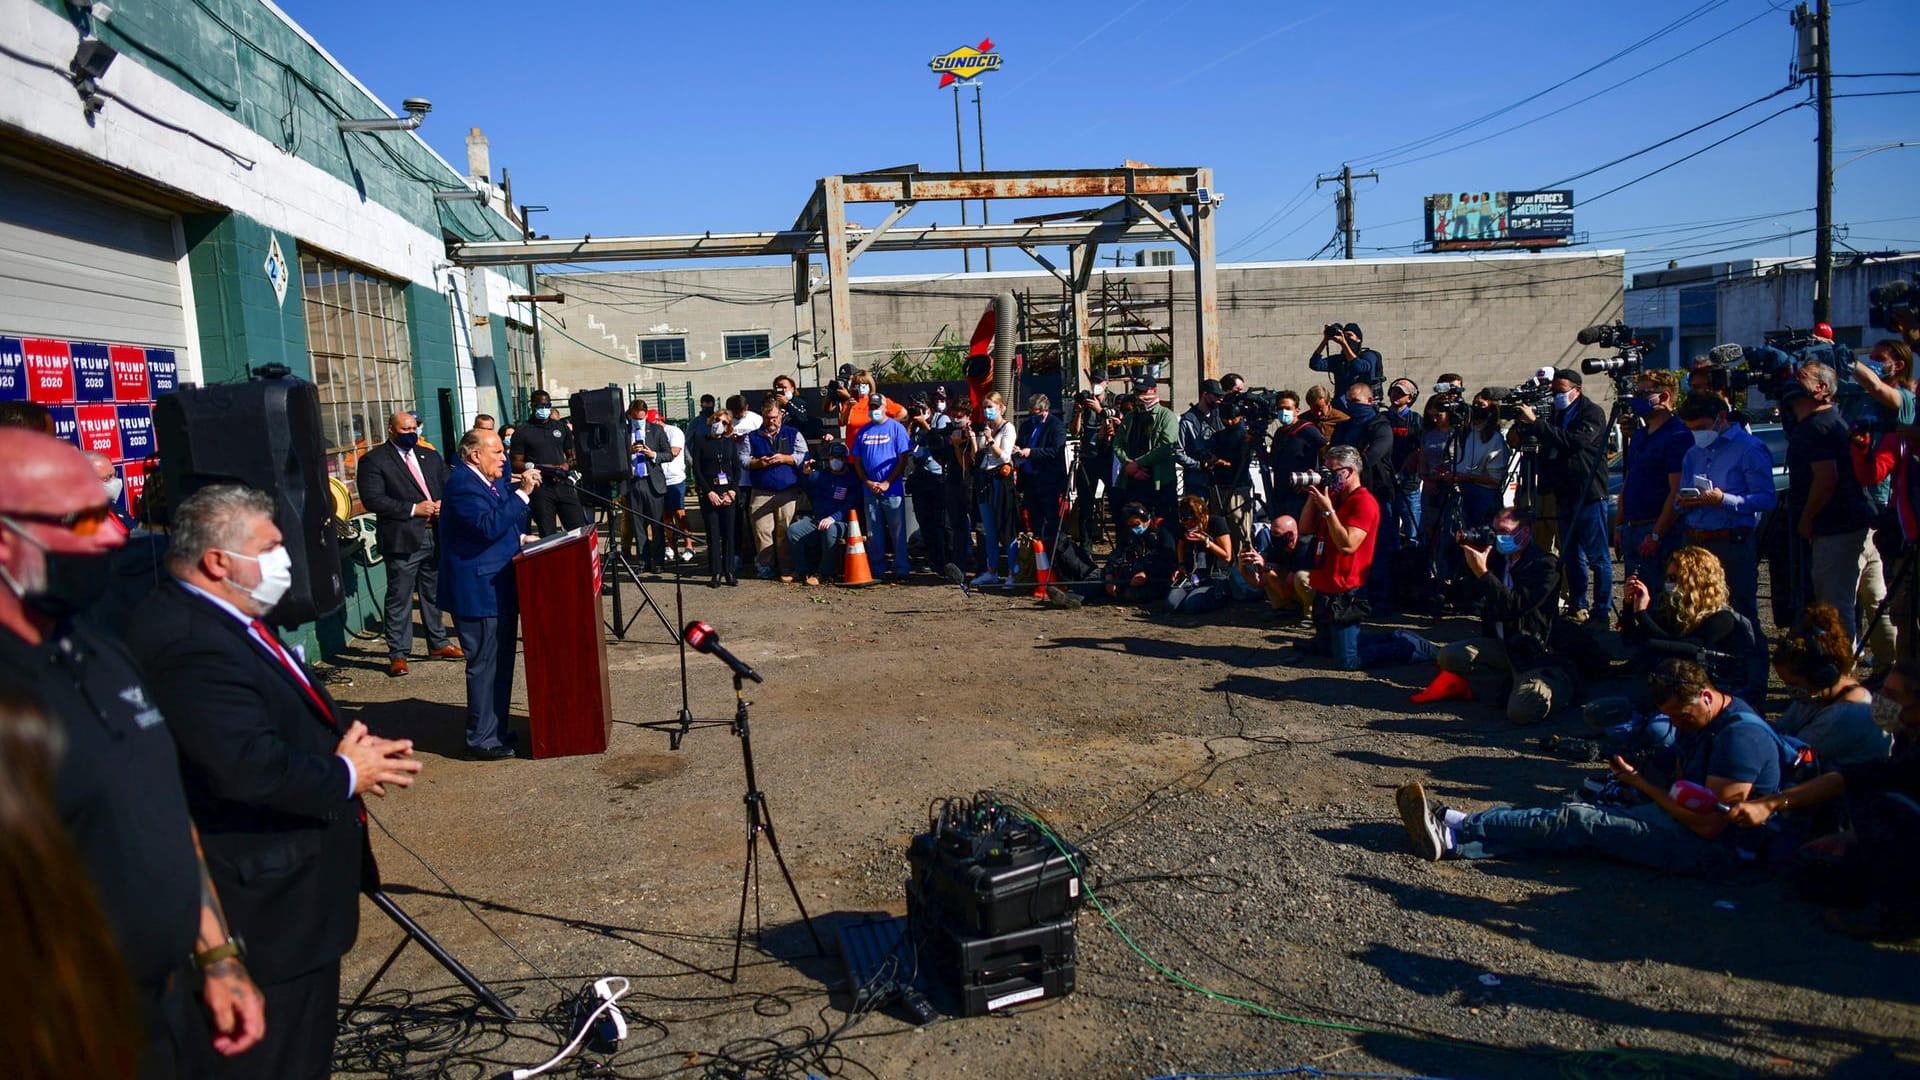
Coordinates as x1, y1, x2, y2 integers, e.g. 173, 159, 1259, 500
569, 386, 628, 483
153, 376, 344, 628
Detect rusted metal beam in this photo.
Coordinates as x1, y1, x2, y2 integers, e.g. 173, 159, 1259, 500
1191, 167, 1219, 382
1068, 244, 1096, 384
1018, 245, 1070, 287
837, 168, 1201, 204
845, 201, 916, 264
821, 175, 854, 375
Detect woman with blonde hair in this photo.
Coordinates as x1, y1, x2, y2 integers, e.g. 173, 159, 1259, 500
968, 391, 1019, 586
1621, 545, 1762, 702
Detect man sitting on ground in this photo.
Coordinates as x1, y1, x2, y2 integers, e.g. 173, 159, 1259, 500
1397, 658, 1783, 874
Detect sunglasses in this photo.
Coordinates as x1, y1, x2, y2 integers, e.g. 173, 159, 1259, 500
6, 505, 115, 537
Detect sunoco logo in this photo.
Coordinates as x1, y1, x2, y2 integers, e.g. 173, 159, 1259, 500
929, 38, 1001, 87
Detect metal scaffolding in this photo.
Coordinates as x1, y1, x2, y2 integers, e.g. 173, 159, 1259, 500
445, 166, 1220, 389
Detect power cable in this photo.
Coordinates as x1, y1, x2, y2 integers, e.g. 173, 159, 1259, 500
1581, 102, 1806, 206
1541, 83, 1801, 189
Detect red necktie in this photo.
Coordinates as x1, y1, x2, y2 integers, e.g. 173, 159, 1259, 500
251, 619, 335, 726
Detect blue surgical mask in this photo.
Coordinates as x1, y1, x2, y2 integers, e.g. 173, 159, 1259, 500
1628, 395, 1655, 417
1277, 409, 1296, 425
1663, 582, 1679, 595
1551, 391, 1573, 410
984, 407, 999, 422
828, 459, 846, 472
1129, 523, 1147, 536
1493, 533, 1521, 556
533, 405, 552, 421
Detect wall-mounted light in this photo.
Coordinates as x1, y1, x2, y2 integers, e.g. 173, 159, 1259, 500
338, 97, 431, 133
432, 189, 486, 202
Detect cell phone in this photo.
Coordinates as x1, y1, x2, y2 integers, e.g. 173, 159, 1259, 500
1679, 487, 1703, 499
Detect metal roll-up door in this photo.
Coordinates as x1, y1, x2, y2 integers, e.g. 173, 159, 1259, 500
0, 169, 186, 349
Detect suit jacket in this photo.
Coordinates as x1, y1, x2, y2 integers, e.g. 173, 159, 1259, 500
126, 581, 363, 985
438, 463, 530, 618
628, 419, 674, 497
1519, 394, 1609, 505
1016, 413, 1068, 491
359, 440, 450, 556
1113, 404, 1179, 488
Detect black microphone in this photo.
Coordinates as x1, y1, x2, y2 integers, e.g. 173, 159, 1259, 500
682, 621, 762, 683
531, 463, 580, 484
1707, 343, 1745, 367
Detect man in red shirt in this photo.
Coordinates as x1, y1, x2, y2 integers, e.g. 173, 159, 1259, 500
1299, 444, 1378, 669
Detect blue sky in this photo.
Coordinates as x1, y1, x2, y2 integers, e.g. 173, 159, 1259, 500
282, 0, 1915, 279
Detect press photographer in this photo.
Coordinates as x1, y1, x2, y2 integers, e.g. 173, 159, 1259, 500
1309, 322, 1382, 403
1067, 386, 1118, 545
1297, 445, 1379, 670
1177, 380, 1226, 501
1267, 390, 1325, 520
1508, 368, 1610, 625
1783, 366, 1892, 663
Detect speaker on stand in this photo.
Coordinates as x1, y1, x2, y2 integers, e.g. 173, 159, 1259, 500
153, 372, 344, 627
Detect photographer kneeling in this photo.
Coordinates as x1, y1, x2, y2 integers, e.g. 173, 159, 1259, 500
1410, 509, 1573, 725
1297, 445, 1379, 670
1086, 501, 1177, 608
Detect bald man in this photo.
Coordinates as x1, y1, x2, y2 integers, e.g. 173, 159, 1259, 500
358, 410, 459, 676
437, 429, 540, 759
0, 429, 265, 1074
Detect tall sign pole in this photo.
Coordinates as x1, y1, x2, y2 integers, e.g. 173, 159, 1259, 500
930, 38, 1003, 274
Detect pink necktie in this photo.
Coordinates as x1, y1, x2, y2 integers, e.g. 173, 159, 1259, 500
404, 450, 430, 499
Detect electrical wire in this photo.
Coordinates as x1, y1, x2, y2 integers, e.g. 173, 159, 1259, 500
1580, 102, 1806, 206
1540, 84, 1802, 189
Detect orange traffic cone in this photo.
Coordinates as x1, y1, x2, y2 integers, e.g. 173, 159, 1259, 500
1409, 669, 1473, 704
840, 509, 875, 586
1030, 537, 1056, 598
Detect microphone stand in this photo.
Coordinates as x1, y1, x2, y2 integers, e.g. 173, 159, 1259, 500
561, 477, 699, 744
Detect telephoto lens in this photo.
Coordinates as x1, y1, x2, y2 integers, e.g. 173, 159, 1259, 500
1457, 525, 1496, 548
1285, 469, 1331, 490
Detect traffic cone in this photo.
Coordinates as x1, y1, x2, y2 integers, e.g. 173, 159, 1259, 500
1030, 537, 1056, 598
840, 509, 875, 586
1409, 669, 1473, 704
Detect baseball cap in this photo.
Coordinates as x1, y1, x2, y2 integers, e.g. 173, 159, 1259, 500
1133, 376, 1158, 393
1199, 378, 1224, 396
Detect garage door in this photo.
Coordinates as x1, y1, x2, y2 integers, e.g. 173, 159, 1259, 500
0, 169, 187, 517
0, 169, 187, 349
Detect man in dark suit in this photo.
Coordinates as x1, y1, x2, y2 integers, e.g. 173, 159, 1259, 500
1013, 392, 1068, 546
439, 428, 541, 760
128, 484, 422, 1079
358, 410, 463, 677
625, 396, 676, 571
1510, 368, 1612, 623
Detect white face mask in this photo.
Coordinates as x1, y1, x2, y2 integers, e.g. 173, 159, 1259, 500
1691, 427, 1719, 449
222, 546, 293, 610
1870, 694, 1906, 735
103, 477, 124, 503
853, 384, 871, 397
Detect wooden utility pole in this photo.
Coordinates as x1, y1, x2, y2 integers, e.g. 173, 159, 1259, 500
1799, 1, 1834, 323
1316, 164, 1378, 260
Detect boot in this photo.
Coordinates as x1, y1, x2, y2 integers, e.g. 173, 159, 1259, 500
1410, 669, 1474, 704
709, 573, 723, 588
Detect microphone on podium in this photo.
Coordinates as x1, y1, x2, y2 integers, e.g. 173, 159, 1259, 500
682, 621, 762, 683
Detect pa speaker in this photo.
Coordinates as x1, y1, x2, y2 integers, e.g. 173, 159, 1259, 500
569, 386, 628, 483
154, 377, 344, 628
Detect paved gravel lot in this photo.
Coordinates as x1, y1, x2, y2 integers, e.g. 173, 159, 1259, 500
324, 569, 1920, 1079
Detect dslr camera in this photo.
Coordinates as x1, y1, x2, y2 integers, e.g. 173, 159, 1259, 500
1457, 524, 1497, 548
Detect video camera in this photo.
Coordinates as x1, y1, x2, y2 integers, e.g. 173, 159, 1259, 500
1221, 387, 1282, 427
1707, 332, 1853, 404
1869, 276, 1917, 331
1484, 374, 1554, 422
1576, 323, 1650, 390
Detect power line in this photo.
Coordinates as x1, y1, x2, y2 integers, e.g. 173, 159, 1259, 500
1582, 101, 1806, 205
1541, 83, 1801, 188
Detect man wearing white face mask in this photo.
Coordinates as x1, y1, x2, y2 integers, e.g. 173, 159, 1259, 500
130, 484, 423, 1078
85, 450, 132, 530
1675, 392, 1776, 628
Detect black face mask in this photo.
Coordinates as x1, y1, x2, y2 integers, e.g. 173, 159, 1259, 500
1, 521, 112, 623
1470, 404, 1493, 423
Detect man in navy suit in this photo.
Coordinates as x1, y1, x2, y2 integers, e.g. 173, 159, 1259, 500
438, 428, 540, 760
357, 410, 461, 677
129, 484, 422, 1078
1014, 393, 1069, 547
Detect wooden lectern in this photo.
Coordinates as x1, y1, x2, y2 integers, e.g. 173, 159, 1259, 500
512, 524, 612, 758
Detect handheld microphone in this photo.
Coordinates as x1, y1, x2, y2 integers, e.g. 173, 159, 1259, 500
531, 463, 580, 484
682, 621, 762, 683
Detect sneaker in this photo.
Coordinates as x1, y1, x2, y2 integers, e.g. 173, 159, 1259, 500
678, 548, 695, 563
1045, 586, 1083, 609
999, 575, 1016, 587
757, 566, 776, 580
1565, 608, 1590, 625
803, 575, 821, 587
1396, 782, 1448, 862
969, 571, 999, 587
1392, 629, 1437, 663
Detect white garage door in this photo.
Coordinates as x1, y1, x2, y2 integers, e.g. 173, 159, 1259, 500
0, 169, 187, 349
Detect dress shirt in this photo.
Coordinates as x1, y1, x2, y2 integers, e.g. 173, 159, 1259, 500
1678, 426, 1777, 530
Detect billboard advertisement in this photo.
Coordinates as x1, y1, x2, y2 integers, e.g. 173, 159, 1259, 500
1425, 190, 1574, 250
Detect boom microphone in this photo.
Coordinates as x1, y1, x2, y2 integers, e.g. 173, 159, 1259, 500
1707, 343, 1745, 367
1575, 325, 1607, 346
682, 621, 762, 683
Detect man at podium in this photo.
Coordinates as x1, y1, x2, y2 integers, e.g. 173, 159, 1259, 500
439, 429, 540, 761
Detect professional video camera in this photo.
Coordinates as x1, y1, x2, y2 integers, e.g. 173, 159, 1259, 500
1576, 323, 1650, 391
1713, 332, 1852, 404
1284, 467, 1332, 491
1869, 276, 1917, 331
1485, 375, 1554, 422
1221, 387, 1281, 426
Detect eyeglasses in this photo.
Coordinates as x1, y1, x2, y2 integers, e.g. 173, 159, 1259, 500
4, 505, 115, 537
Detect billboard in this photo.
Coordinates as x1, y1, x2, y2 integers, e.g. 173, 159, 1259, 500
1425, 190, 1574, 251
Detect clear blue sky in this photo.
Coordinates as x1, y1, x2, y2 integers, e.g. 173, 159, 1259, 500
281, 0, 1915, 279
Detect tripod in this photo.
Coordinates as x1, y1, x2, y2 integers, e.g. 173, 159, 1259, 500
570, 480, 699, 743
347, 851, 516, 1020
723, 673, 822, 983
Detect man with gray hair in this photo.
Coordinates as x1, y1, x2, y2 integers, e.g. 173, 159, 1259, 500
440, 428, 541, 758
130, 483, 422, 1076
1297, 444, 1380, 669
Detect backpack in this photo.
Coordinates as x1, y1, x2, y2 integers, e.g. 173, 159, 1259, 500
1726, 712, 1823, 789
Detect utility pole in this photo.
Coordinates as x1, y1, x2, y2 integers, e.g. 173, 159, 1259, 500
975, 83, 992, 272
952, 85, 971, 273
1797, 0, 1835, 324
1316, 164, 1378, 260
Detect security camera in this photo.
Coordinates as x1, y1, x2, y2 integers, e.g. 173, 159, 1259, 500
402, 98, 432, 116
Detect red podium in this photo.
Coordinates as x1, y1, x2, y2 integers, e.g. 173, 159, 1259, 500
513, 525, 612, 758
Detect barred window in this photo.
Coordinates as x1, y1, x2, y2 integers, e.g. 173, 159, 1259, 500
504, 320, 534, 407
640, 337, 687, 365
299, 250, 412, 489
724, 332, 771, 362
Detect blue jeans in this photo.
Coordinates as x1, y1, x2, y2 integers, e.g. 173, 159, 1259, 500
978, 479, 1006, 574
1619, 520, 1681, 592
786, 516, 850, 577
1560, 498, 1613, 614
1312, 620, 1361, 669
1396, 487, 1421, 544
864, 494, 911, 575
1454, 800, 1734, 874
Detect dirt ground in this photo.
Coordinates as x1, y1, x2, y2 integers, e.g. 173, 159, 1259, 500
323, 564, 1920, 1080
